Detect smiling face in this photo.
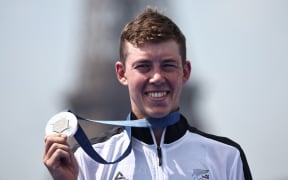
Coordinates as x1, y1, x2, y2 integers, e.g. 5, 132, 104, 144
116, 40, 191, 119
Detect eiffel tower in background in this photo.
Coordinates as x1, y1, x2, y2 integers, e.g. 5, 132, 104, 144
66, 0, 202, 140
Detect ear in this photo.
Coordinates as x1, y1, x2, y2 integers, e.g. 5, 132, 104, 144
115, 61, 128, 86
182, 60, 191, 83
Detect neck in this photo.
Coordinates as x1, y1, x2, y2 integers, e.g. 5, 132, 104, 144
130, 111, 180, 145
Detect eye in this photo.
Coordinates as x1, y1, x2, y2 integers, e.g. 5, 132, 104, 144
162, 62, 178, 71
134, 63, 152, 72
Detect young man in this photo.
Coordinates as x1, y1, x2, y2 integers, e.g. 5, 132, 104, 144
44, 8, 252, 180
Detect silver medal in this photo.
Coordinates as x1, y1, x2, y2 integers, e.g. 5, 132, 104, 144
45, 112, 78, 137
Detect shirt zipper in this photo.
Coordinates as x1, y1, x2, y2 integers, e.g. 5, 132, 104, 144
157, 146, 162, 166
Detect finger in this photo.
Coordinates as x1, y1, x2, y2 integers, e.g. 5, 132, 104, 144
44, 147, 72, 169
44, 134, 68, 143
44, 134, 68, 155
44, 142, 71, 162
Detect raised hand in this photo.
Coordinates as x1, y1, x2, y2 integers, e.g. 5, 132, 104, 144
43, 134, 79, 180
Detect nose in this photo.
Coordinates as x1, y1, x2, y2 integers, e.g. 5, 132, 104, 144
149, 70, 165, 86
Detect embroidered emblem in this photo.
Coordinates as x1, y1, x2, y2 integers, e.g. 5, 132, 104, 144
192, 169, 209, 180
115, 172, 128, 180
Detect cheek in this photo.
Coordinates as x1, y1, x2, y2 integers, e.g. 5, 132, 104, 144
129, 73, 147, 86
171, 77, 185, 94
127, 77, 143, 93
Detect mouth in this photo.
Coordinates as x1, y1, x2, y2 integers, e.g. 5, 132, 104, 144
146, 91, 168, 98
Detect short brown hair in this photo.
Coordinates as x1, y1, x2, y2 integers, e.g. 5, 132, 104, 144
119, 7, 186, 63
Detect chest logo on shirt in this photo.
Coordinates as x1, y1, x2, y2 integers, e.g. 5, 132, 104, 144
192, 169, 209, 180
114, 172, 128, 180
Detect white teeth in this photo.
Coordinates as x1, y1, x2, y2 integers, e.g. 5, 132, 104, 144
149, 92, 167, 98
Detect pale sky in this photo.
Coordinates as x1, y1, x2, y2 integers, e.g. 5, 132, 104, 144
0, 0, 82, 179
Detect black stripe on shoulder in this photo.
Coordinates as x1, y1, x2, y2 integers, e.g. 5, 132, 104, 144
188, 126, 253, 180
72, 127, 124, 152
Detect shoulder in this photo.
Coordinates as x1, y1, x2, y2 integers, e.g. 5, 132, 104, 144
187, 126, 252, 179
179, 116, 245, 152
72, 126, 126, 152
188, 127, 242, 150
73, 126, 130, 166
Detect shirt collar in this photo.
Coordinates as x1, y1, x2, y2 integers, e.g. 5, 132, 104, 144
130, 112, 189, 144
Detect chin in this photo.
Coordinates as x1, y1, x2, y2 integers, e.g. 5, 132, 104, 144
146, 109, 171, 118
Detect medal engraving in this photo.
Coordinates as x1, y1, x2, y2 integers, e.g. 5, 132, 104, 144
46, 112, 78, 137
53, 118, 70, 133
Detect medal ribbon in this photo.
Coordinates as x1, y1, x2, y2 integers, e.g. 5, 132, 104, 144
70, 110, 180, 164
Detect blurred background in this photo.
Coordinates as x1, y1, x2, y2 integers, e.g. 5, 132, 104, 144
0, 0, 287, 179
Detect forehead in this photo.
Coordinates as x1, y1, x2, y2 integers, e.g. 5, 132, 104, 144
125, 40, 181, 63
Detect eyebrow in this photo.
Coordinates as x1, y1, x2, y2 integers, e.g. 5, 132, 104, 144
160, 59, 180, 65
131, 56, 180, 66
131, 59, 151, 67
161, 58, 177, 62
